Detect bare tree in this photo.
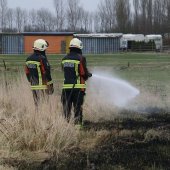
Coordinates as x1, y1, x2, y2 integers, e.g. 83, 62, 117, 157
37, 9, 46, 31
115, 0, 131, 33
27, 9, 38, 31
46, 13, 56, 31
53, 0, 65, 31
22, 11, 28, 31
139, 0, 149, 34
97, 1, 106, 32
133, 0, 140, 33
153, 0, 167, 33
66, 0, 82, 31
79, 8, 92, 33
0, 0, 8, 31
37, 8, 54, 31
146, 0, 153, 33
6, 8, 14, 31
97, 0, 116, 32
2, 0, 170, 35
88, 13, 94, 32
165, 0, 170, 33
15, 7, 25, 32
93, 12, 101, 32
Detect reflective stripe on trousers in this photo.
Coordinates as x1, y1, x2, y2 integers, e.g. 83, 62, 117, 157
63, 84, 86, 89
31, 85, 48, 90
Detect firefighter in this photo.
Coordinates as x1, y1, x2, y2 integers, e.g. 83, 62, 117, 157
25, 39, 54, 106
61, 38, 92, 127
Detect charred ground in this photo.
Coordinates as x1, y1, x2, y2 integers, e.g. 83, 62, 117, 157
2, 111, 170, 170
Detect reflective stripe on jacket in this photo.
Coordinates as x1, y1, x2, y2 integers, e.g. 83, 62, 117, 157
25, 52, 53, 90
61, 52, 89, 90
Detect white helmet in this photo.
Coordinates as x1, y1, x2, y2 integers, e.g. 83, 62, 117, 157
33, 39, 49, 51
69, 38, 83, 49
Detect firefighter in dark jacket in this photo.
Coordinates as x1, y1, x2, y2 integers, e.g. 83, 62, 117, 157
61, 38, 92, 127
25, 39, 54, 105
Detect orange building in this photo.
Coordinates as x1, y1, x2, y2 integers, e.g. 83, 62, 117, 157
23, 32, 74, 54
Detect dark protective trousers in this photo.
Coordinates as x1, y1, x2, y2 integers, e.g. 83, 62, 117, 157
61, 89, 85, 124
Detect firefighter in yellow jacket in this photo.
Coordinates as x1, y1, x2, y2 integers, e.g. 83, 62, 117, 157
25, 39, 54, 105
61, 38, 92, 127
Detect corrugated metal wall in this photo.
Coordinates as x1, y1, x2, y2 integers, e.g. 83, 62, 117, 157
0, 35, 2, 54
1, 34, 24, 54
76, 37, 120, 54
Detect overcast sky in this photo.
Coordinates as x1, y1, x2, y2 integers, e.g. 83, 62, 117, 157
8, 0, 99, 12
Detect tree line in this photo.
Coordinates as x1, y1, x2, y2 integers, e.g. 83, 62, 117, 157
0, 0, 170, 35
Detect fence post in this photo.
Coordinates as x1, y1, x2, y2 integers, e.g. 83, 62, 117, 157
3, 59, 7, 70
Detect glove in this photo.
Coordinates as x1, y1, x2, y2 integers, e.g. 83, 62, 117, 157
88, 73, 92, 77
46, 83, 54, 95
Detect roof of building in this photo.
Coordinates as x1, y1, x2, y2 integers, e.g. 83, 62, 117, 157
122, 34, 145, 41
23, 32, 75, 36
145, 34, 162, 40
0, 32, 75, 36
74, 33, 123, 38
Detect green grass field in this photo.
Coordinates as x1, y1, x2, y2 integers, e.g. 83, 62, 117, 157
1, 52, 170, 94
1, 52, 170, 76
0, 52, 170, 170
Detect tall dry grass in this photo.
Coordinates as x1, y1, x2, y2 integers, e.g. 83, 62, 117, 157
0, 71, 168, 160
0, 165, 16, 170
0, 74, 78, 160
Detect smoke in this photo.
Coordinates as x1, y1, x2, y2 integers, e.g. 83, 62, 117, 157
86, 70, 140, 108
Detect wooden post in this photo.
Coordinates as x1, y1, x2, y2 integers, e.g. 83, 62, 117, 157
3, 60, 7, 70
128, 62, 130, 68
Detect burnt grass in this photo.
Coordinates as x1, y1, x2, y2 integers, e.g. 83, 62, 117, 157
2, 112, 170, 170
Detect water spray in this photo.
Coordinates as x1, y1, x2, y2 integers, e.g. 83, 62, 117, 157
87, 71, 140, 108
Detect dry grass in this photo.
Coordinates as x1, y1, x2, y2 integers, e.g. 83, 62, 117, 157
144, 129, 170, 142
0, 74, 78, 160
0, 71, 169, 169
0, 165, 16, 170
